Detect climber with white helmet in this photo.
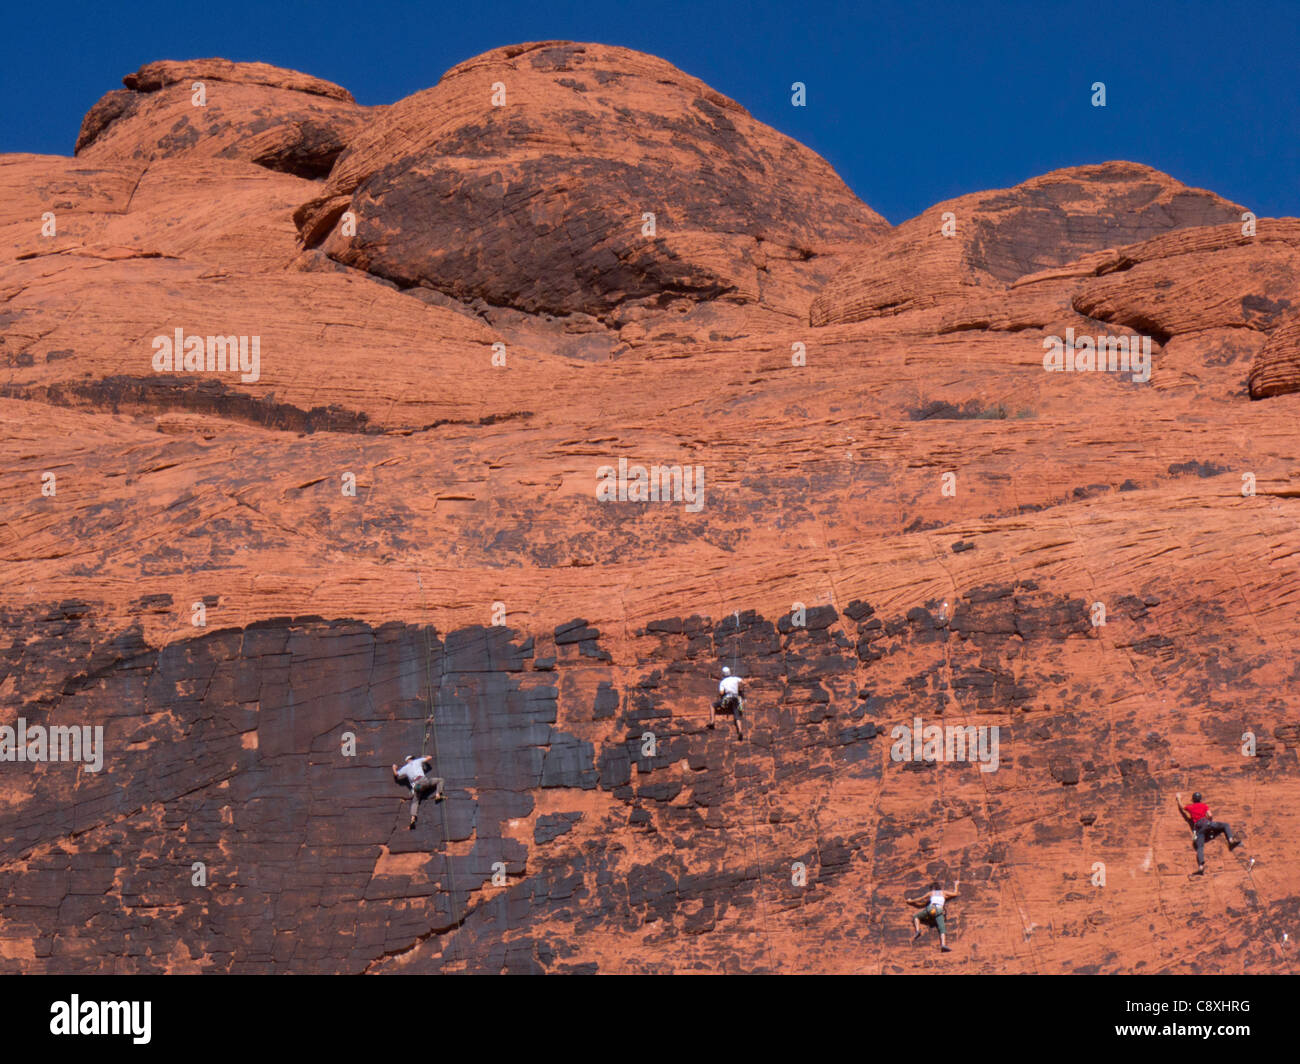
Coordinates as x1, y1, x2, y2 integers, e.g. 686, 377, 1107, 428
393, 754, 445, 829
710, 665, 745, 738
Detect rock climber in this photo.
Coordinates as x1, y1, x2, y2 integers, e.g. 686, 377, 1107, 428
1177, 791, 1242, 874
908, 879, 959, 952
393, 754, 445, 829
710, 665, 745, 738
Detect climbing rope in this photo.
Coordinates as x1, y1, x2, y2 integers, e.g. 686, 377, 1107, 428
1194, 818, 1288, 952
1234, 853, 1287, 948
416, 574, 441, 759
413, 570, 465, 969
740, 771, 777, 971
947, 601, 1038, 972
716, 596, 776, 971
419, 619, 437, 758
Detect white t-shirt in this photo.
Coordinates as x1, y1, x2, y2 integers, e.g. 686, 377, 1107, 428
719, 675, 741, 697
929, 890, 946, 910
396, 760, 428, 787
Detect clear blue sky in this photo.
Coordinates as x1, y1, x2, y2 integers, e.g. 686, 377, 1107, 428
4, 0, 1296, 223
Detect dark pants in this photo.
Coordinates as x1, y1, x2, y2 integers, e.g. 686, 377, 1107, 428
1193, 817, 1232, 864
409, 775, 444, 819
915, 905, 946, 935
712, 694, 743, 735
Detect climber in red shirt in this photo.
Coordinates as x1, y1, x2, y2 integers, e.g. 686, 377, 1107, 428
1176, 791, 1243, 874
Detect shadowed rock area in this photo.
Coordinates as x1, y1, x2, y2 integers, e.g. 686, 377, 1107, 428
2, 42, 1299, 974
77, 59, 369, 179
2, 581, 1296, 973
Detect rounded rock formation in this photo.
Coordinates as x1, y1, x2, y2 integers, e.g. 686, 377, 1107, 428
76, 59, 369, 179
811, 162, 1244, 327
1249, 311, 1300, 398
295, 41, 888, 322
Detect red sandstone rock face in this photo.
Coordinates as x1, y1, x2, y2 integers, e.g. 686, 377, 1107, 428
296, 41, 888, 332
1250, 312, 1300, 397
2, 45, 1300, 975
811, 162, 1246, 327
1072, 220, 1300, 339
77, 60, 369, 179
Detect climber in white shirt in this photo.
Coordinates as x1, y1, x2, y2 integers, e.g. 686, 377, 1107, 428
908, 879, 959, 952
709, 666, 745, 738
392, 754, 445, 829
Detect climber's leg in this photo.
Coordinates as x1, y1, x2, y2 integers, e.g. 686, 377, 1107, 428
1193, 820, 1211, 870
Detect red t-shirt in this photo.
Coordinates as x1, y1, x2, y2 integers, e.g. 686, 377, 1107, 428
1184, 802, 1209, 823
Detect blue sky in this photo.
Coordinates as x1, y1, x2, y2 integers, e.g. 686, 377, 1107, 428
4, 0, 1296, 223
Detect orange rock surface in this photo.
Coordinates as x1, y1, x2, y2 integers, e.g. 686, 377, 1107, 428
1, 44, 1298, 974
77, 59, 368, 179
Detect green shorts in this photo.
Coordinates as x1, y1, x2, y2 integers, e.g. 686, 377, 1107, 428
915, 905, 946, 934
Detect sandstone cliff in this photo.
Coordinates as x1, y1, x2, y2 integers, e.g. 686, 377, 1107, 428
1, 44, 1298, 974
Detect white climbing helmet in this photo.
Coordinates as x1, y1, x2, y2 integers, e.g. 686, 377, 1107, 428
722, 667, 731, 676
